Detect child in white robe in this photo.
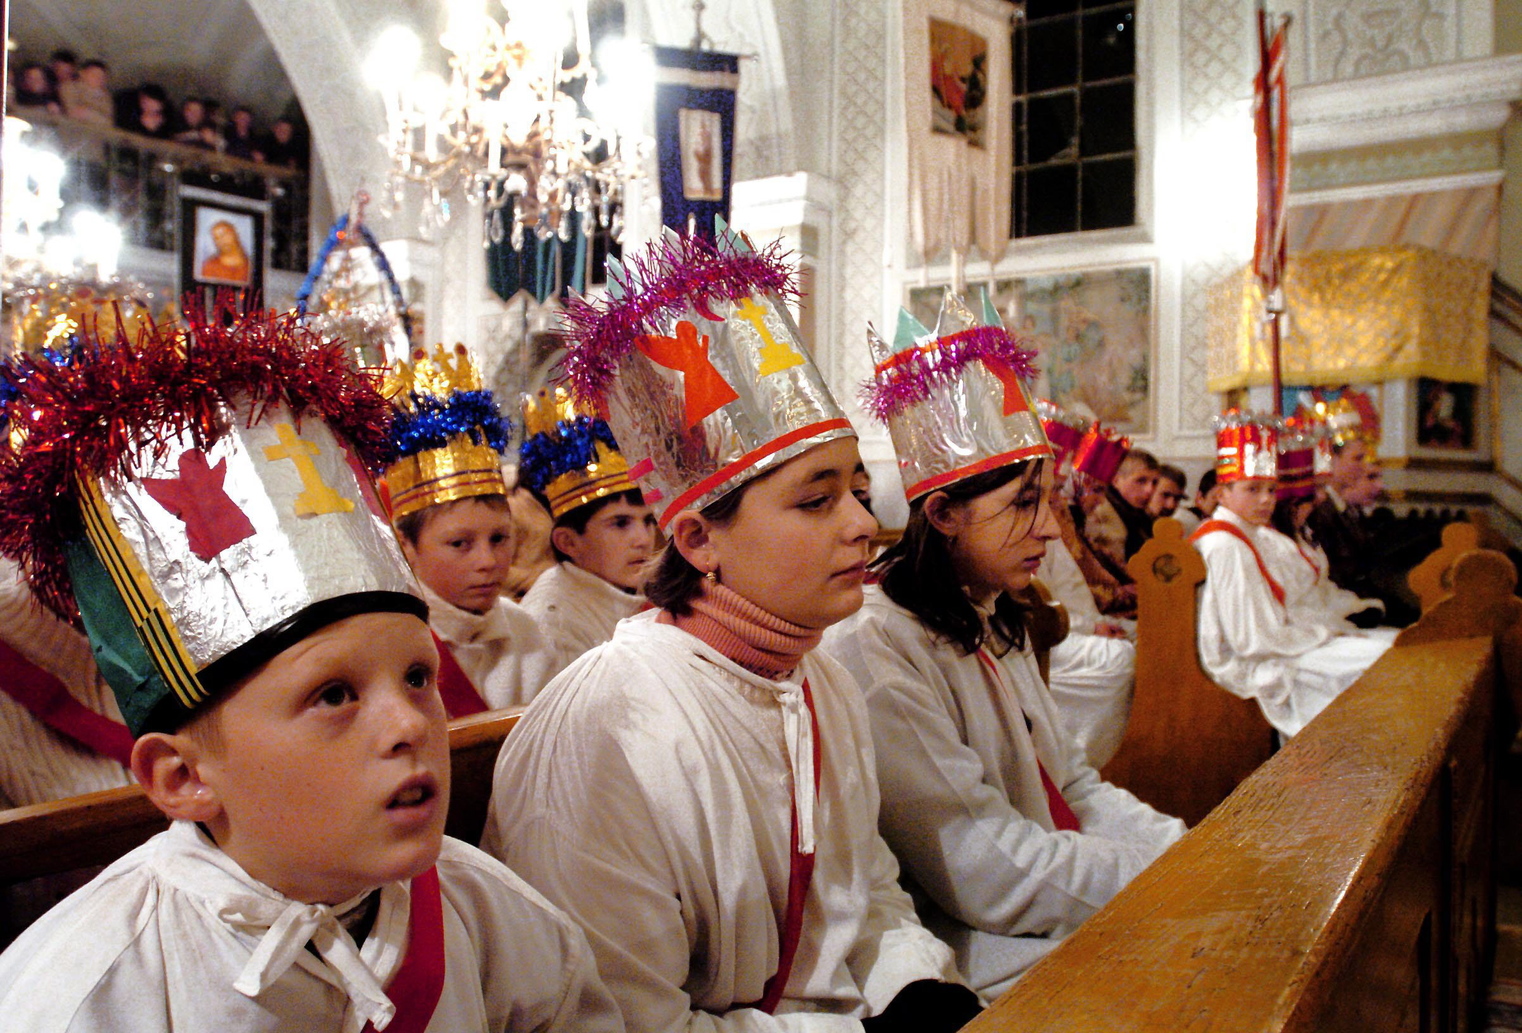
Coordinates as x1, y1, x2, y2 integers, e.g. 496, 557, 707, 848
518, 387, 655, 677
486, 227, 974, 1031
384, 347, 554, 711
823, 291, 1183, 1000
0, 316, 620, 1032
1193, 412, 1394, 740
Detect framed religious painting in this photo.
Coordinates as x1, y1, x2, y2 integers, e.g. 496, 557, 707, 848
989, 264, 1156, 437
178, 186, 268, 309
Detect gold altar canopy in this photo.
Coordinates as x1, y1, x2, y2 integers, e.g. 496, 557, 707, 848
1206, 244, 1491, 392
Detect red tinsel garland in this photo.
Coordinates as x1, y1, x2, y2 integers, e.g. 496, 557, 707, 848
0, 308, 393, 622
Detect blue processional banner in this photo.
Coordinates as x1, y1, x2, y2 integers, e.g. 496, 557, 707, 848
653, 46, 740, 240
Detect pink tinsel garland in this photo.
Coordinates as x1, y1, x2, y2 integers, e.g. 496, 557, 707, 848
859, 325, 1039, 422
560, 234, 798, 405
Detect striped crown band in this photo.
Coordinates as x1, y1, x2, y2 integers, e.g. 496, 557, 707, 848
383, 436, 508, 520
519, 387, 638, 519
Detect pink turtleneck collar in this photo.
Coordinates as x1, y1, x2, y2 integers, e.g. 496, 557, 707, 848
657, 580, 821, 679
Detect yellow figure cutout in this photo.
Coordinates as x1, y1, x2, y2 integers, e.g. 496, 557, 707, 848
736, 296, 805, 376
263, 423, 356, 516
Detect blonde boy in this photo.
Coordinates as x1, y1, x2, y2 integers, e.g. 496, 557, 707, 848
0, 317, 620, 1032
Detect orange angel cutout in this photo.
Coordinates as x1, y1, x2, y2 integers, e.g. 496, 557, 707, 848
635, 320, 739, 429
980, 355, 1032, 417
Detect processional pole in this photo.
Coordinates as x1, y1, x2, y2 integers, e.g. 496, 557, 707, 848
1253, 1, 1290, 416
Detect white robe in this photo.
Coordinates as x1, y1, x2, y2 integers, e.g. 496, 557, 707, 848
422, 582, 556, 709
0, 822, 623, 1033
0, 560, 131, 808
519, 562, 645, 678
1036, 540, 1136, 768
822, 589, 1184, 999
1257, 527, 1381, 631
1195, 506, 1395, 739
483, 614, 961, 1031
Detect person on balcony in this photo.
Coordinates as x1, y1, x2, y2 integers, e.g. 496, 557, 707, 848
59, 59, 112, 126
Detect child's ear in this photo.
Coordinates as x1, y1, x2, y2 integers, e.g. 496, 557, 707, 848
131, 733, 222, 823
667, 511, 718, 577
549, 525, 581, 563
923, 490, 966, 539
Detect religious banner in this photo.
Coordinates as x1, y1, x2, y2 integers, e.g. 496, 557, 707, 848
1206, 245, 1491, 391
653, 46, 740, 240
902, 0, 1012, 265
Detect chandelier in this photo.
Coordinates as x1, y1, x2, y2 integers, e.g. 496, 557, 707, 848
369, 1, 649, 251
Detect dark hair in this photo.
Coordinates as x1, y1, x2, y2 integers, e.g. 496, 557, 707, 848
549, 488, 645, 562
1157, 464, 1187, 491
1271, 495, 1312, 539
1116, 448, 1159, 476
644, 483, 749, 615
49, 49, 77, 65
1198, 467, 1218, 496
393, 493, 511, 546
873, 459, 1045, 656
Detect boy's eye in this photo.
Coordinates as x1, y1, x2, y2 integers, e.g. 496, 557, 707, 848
489, 533, 510, 546
313, 682, 357, 708
612, 516, 632, 529
798, 494, 832, 511
404, 662, 435, 690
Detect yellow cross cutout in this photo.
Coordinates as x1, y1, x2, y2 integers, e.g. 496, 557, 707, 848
263, 423, 356, 517
735, 296, 804, 376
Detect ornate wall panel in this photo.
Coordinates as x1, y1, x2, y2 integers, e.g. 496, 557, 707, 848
1306, 0, 1455, 81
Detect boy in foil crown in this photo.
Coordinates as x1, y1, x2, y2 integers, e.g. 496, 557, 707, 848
382, 344, 555, 711
518, 385, 657, 678
0, 314, 621, 1033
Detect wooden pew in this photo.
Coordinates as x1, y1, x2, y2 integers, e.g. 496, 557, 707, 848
964, 549, 1515, 1033
1407, 519, 1479, 614
1100, 517, 1276, 826
0, 707, 523, 890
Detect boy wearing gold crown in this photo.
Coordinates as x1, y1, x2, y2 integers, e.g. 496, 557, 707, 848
518, 386, 657, 677
1193, 412, 1395, 739
485, 227, 977, 1030
0, 316, 621, 1031
383, 346, 555, 712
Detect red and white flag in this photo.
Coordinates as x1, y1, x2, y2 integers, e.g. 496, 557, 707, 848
1253, 6, 1290, 294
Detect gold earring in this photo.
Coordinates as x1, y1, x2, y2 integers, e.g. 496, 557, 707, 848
705, 570, 718, 582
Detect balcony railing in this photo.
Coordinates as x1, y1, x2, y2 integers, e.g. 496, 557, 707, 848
15, 110, 311, 274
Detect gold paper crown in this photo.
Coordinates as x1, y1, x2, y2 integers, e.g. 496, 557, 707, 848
519, 386, 637, 519
382, 344, 509, 521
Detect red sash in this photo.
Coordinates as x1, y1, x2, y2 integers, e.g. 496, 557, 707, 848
1189, 519, 1286, 607
750, 679, 822, 1015
362, 866, 447, 1033
0, 638, 134, 766
430, 633, 490, 718
1293, 539, 1321, 580
975, 650, 1081, 833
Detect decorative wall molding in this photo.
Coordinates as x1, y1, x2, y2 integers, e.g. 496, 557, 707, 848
1293, 134, 1501, 190
1290, 167, 1503, 206
1291, 52, 1522, 153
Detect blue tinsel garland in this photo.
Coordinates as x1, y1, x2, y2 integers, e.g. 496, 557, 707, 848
389, 389, 511, 458
518, 416, 620, 494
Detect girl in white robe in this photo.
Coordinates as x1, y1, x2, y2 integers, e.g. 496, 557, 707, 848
1193, 476, 1394, 740
824, 458, 1183, 999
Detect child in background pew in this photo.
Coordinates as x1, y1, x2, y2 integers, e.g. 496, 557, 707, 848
0, 316, 621, 1032
1193, 411, 1395, 741
517, 387, 656, 678
487, 228, 977, 1032
824, 291, 1184, 1001
383, 347, 554, 712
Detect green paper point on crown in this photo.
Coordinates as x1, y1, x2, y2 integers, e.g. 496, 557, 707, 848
979, 288, 1003, 329
893, 308, 932, 354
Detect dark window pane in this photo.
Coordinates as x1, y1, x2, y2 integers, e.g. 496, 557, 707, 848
1079, 81, 1134, 155
1012, 170, 1026, 237
1027, 165, 1079, 235
1025, 90, 1076, 164
1023, 0, 1080, 20
1080, 156, 1135, 229
1082, 5, 1135, 81
1026, 17, 1078, 92
1012, 24, 1024, 90
1012, 98, 1027, 165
